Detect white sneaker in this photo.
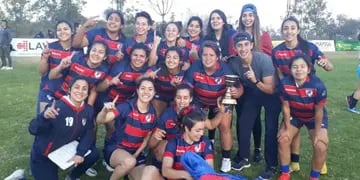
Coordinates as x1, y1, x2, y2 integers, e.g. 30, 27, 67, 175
1, 66, 8, 70
102, 159, 114, 172
6, 66, 13, 70
4, 169, 25, 180
85, 167, 98, 177
220, 158, 231, 172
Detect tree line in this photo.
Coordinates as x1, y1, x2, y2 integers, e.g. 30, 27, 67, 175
0, 0, 359, 40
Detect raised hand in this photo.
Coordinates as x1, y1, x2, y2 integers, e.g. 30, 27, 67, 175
316, 56, 328, 68
41, 44, 51, 60
177, 37, 186, 47
146, 67, 161, 79
170, 75, 183, 86
110, 72, 123, 86
115, 43, 124, 60
189, 43, 198, 57
60, 52, 75, 69
83, 16, 99, 29
102, 95, 118, 113
244, 65, 257, 83
44, 100, 60, 119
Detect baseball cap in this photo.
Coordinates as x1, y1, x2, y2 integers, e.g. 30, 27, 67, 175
241, 3, 257, 14
233, 31, 252, 45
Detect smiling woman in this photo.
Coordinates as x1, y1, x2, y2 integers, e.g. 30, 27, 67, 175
29, 77, 100, 180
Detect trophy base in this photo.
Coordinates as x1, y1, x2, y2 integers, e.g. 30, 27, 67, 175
222, 98, 237, 105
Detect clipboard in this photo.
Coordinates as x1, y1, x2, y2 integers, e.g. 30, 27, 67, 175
48, 140, 91, 170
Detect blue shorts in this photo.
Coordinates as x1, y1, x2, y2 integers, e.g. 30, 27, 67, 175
356, 64, 360, 79
103, 144, 146, 168
290, 117, 328, 129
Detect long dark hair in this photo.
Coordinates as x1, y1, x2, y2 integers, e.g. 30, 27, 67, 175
177, 106, 205, 133
187, 16, 204, 38
89, 40, 109, 63
237, 4, 261, 51
158, 46, 183, 76
206, 9, 232, 40
68, 77, 90, 95
281, 16, 309, 54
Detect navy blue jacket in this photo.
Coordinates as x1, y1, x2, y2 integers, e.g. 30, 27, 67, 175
29, 96, 94, 157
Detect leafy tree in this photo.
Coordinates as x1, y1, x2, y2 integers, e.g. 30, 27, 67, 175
32, 0, 86, 23
111, 0, 126, 11
334, 15, 360, 40
147, 0, 173, 23
0, 0, 33, 37
291, 0, 332, 39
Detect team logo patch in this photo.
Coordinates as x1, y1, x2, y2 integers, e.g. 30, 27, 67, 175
305, 89, 313, 97
321, 90, 327, 97
195, 143, 201, 152
145, 114, 152, 122
117, 43, 123, 50
94, 71, 102, 79
215, 77, 222, 84
176, 75, 183, 82
82, 118, 87, 126
46, 94, 53, 101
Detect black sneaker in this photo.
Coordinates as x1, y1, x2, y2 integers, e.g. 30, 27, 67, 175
253, 148, 262, 163
346, 95, 352, 108
254, 166, 278, 180
232, 159, 251, 171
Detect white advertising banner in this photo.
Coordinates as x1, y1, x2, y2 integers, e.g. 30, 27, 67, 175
10, 38, 57, 57
272, 40, 336, 52
310, 40, 336, 52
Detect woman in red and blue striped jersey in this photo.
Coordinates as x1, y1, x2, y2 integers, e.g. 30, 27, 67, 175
72, 10, 126, 65
49, 41, 110, 106
277, 54, 329, 180
97, 78, 163, 180
37, 20, 82, 113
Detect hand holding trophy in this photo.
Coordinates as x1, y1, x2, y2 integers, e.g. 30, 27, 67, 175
222, 75, 240, 112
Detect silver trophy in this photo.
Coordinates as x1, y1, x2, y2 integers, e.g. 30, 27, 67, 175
222, 75, 239, 105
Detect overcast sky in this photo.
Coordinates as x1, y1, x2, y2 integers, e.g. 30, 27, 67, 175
82, 0, 360, 29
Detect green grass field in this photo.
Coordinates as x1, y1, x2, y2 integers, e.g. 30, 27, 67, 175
0, 52, 359, 180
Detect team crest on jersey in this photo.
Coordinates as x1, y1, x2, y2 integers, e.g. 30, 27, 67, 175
176, 76, 183, 82
46, 94, 53, 101
195, 143, 201, 152
117, 43, 123, 50
145, 114, 152, 122
94, 71, 102, 79
215, 77, 222, 84
305, 89, 313, 97
321, 90, 326, 97
82, 118, 87, 126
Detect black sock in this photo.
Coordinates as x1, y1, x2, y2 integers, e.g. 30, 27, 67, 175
222, 149, 231, 158
208, 129, 216, 140
291, 153, 300, 162
350, 94, 358, 108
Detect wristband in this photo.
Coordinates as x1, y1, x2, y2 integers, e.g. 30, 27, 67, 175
254, 80, 260, 85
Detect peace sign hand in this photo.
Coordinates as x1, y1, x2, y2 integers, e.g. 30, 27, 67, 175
44, 100, 60, 119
